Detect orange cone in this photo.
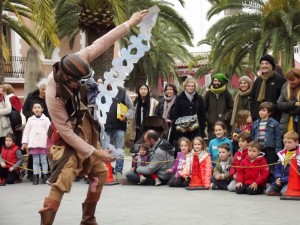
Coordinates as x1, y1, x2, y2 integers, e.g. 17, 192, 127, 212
185, 153, 208, 190
104, 162, 119, 186
280, 156, 300, 200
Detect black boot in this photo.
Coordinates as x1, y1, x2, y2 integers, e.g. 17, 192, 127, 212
33, 175, 39, 185
40, 174, 48, 184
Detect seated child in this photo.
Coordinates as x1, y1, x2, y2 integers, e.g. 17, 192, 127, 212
183, 137, 212, 189
167, 137, 191, 187
228, 132, 252, 191
131, 143, 161, 186
235, 141, 269, 195
210, 143, 232, 190
266, 131, 300, 196
0, 133, 24, 186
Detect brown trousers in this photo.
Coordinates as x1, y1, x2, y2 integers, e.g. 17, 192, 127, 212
48, 152, 108, 203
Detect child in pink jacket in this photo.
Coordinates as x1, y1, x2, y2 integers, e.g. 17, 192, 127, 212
183, 137, 212, 189
22, 101, 51, 185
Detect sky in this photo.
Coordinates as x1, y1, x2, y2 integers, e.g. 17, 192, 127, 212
167, 1, 222, 52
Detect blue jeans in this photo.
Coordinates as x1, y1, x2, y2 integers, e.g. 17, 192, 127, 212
102, 130, 125, 173
32, 154, 48, 175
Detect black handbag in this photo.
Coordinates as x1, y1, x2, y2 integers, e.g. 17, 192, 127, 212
9, 106, 22, 129
175, 114, 199, 133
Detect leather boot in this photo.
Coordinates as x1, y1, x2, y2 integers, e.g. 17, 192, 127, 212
40, 174, 48, 184
80, 202, 98, 225
39, 197, 60, 225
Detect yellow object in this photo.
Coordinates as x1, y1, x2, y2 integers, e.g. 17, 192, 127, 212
287, 116, 294, 132
117, 103, 128, 120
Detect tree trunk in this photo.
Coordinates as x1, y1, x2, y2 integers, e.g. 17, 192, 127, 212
86, 30, 114, 82
24, 46, 44, 98
0, 0, 4, 84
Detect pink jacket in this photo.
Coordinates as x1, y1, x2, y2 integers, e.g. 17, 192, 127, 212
183, 150, 212, 188
46, 23, 130, 158
22, 114, 51, 148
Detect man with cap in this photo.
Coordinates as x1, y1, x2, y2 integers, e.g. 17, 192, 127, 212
38, 10, 148, 225
250, 54, 286, 121
204, 73, 234, 139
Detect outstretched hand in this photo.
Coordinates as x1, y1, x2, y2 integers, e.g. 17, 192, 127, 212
127, 9, 149, 27
93, 149, 116, 163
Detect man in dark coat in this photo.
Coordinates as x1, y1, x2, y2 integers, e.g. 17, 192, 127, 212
250, 54, 286, 121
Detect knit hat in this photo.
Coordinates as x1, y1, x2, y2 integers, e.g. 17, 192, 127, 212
239, 76, 253, 87
61, 54, 94, 80
259, 54, 276, 70
212, 73, 228, 85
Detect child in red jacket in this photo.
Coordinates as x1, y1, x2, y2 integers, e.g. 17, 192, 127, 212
228, 132, 252, 191
235, 141, 269, 195
0, 133, 24, 186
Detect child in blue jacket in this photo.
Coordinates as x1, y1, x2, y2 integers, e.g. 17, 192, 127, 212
251, 102, 282, 183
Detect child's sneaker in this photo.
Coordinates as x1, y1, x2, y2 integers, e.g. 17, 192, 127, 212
210, 183, 219, 190
154, 178, 161, 186
139, 175, 147, 184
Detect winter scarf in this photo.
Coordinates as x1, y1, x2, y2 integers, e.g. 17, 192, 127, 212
184, 90, 195, 102
257, 71, 274, 102
230, 88, 251, 125
210, 85, 226, 95
162, 95, 176, 119
135, 98, 150, 128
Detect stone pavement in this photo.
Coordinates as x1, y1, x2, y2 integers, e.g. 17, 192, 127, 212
0, 156, 299, 225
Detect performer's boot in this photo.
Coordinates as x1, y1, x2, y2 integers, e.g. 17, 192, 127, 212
39, 197, 60, 225
80, 202, 98, 225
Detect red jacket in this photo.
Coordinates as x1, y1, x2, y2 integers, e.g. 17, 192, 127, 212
1, 144, 19, 168
230, 148, 248, 178
237, 153, 269, 186
8, 95, 23, 112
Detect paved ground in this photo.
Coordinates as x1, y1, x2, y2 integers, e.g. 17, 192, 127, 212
0, 156, 299, 225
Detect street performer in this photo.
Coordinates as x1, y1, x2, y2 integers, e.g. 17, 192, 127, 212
39, 10, 149, 225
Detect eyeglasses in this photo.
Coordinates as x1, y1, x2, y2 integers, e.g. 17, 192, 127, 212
66, 69, 94, 84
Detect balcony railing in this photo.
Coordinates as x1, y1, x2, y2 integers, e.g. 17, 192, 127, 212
4, 56, 26, 79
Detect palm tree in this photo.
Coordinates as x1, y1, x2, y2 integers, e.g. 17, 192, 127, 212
54, 0, 195, 88
197, 0, 300, 78
0, 0, 59, 82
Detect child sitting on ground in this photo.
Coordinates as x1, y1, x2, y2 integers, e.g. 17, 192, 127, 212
0, 133, 24, 186
210, 143, 232, 190
228, 132, 252, 191
183, 137, 212, 189
208, 121, 233, 168
235, 141, 269, 195
167, 137, 191, 187
131, 143, 161, 186
266, 131, 300, 196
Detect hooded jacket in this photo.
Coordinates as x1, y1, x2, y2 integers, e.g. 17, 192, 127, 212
136, 138, 175, 180
237, 153, 269, 186
230, 148, 249, 178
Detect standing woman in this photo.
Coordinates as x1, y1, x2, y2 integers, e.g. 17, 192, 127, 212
277, 68, 300, 140
230, 76, 253, 131
170, 78, 206, 151
22, 78, 50, 121
155, 83, 178, 123
0, 85, 12, 150
2, 84, 24, 147
133, 84, 158, 142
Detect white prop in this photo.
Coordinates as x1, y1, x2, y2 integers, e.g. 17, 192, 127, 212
94, 6, 160, 125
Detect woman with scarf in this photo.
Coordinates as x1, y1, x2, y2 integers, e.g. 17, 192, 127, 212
277, 68, 300, 141
133, 84, 158, 142
230, 76, 253, 129
170, 78, 206, 153
0, 85, 12, 150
